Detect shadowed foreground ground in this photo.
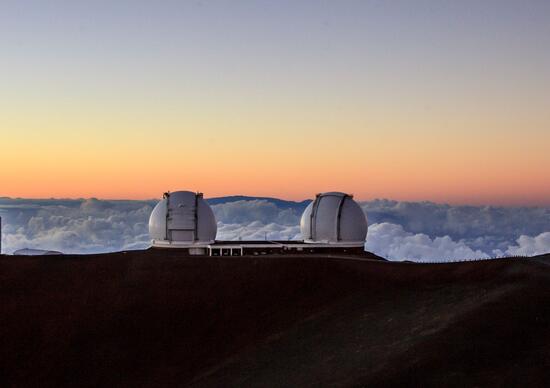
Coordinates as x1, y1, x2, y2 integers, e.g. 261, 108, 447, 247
1, 250, 549, 387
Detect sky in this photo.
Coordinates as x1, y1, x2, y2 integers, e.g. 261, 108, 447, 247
1, 1, 549, 205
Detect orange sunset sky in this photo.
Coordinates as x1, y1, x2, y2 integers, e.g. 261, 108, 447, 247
1, 1, 549, 205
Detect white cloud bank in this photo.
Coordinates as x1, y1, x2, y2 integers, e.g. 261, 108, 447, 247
365, 222, 490, 262
217, 221, 301, 241
0, 198, 154, 254
0, 197, 548, 261
505, 232, 550, 257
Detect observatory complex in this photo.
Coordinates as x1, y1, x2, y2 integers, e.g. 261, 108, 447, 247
149, 191, 368, 256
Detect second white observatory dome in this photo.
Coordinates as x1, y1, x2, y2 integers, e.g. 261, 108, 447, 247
300, 192, 367, 246
149, 191, 217, 247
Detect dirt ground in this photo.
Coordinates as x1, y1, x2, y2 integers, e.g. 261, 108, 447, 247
0, 249, 549, 387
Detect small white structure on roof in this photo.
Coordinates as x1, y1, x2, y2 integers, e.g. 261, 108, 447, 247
300, 192, 367, 246
149, 191, 217, 250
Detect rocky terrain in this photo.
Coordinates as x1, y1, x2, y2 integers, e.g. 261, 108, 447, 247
1, 250, 549, 387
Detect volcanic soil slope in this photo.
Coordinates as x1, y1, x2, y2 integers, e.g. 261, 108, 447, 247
1, 250, 549, 387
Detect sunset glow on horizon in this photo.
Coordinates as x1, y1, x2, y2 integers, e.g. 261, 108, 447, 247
1, 1, 549, 205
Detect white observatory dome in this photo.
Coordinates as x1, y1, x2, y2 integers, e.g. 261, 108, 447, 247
149, 191, 217, 247
300, 192, 367, 246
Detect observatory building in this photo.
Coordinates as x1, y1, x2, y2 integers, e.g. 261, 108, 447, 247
301, 192, 368, 246
149, 191, 217, 255
149, 190, 367, 256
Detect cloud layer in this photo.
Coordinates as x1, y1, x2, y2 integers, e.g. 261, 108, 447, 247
0, 197, 549, 261
365, 222, 490, 261
0, 198, 155, 254
361, 200, 550, 255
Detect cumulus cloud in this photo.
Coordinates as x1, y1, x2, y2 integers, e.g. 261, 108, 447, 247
217, 221, 301, 241
0, 196, 548, 261
505, 232, 550, 257
211, 199, 301, 226
365, 222, 489, 262
0, 198, 154, 254
361, 200, 550, 255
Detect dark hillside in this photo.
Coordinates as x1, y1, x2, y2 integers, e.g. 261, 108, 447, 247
0, 250, 549, 387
